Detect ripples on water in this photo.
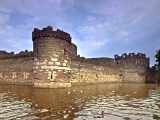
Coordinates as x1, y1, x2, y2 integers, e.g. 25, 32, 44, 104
0, 83, 160, 120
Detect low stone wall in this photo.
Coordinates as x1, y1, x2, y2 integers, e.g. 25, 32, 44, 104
0, 56, 34, 85
70, 55, 149, 84
145, 67, 157, 83
70, 56, 120, 84
118, 66, 146, 82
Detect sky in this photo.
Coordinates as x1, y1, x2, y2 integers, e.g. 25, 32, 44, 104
0, 0, 160, 66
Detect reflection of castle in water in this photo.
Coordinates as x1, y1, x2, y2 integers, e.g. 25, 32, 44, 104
0, 83, 159, 119
0, 26, 158, 88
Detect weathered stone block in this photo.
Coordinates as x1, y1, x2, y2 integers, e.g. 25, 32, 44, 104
51, 58, 58, 61
36, 62, 39, 65
42, 62, 47, 65
50, 66, 54, 70
55, 62, 60, 65
64, 60, 67, 63
41, 66, 46, 69
34, 58, 37, 61
35, 66, 38, 69
63, 63, 66, 66
48, 62, 53, 65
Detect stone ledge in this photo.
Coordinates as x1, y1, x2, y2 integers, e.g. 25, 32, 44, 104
34, 82, 71, 88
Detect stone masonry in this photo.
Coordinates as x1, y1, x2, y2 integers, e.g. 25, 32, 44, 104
0, 26, 158, 88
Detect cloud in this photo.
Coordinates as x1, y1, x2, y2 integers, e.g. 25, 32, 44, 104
86, 16, 95, 21
0, 0, 71, 52
118, 31, 128, 37
73, 38, 109, 57
0, 24, 32, 52
0, 13, 10, 25
72, 29, 110, 57
91, 39, 110, 48
0, 0, 72, 28
0, 0, 159, 65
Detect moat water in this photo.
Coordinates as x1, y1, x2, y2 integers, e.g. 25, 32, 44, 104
0, 83, 160, 120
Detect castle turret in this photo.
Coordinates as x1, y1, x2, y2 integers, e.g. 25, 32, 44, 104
70, 43, 77, 56
32, 26, 71, 88
114, 53, 150, 83
114, 53, 149, 68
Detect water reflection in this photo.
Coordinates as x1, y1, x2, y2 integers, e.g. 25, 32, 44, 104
0, 83, 160, 120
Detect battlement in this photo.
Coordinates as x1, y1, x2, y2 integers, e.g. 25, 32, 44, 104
32, 26, 71, 43
114, 53, 149, 67
114, 53, 146, 60
0, 50, 33, 59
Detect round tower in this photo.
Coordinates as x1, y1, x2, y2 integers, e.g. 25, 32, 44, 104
70, 43, 77, 56
32, 26, 71, 88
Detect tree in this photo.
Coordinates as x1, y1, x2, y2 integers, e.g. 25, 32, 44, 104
155, 49, 160, 71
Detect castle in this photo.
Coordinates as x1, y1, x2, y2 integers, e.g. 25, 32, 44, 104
0, 26, 158, 88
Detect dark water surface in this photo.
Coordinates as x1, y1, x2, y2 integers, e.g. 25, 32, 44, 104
0, 83, 160, 120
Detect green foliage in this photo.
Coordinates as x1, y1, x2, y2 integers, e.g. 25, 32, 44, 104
155, 49, 160, 62
72, 76, 76, 79
155, 49, 160, 71
156, 64, 160, 71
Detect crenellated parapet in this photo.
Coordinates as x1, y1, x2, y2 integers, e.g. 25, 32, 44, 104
0, 50, 33, 59
114, 53, 149, 67
32, 26, 71, 43
0, 50, 14, 58
115, 53, 146, 60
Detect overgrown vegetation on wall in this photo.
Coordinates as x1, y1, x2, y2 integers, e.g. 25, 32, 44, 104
155, 49, 160, 72
155, 49, 160, 84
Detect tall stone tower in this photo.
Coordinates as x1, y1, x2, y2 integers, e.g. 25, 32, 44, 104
32, 26, 72, 88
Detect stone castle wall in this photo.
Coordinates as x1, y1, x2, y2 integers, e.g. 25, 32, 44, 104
70, 53, 149, 84
70, 43, 77, 56
145, 66, 157, 83
0, 51, 34, 85
115, 53, 149, 68
70, 56, 120, 84
114, 53, 150, 83
0, 26, 158, 88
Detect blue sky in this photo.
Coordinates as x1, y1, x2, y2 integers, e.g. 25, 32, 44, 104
0, 0, 160, 66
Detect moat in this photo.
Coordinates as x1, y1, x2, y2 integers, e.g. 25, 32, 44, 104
0, 83, 160, 120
